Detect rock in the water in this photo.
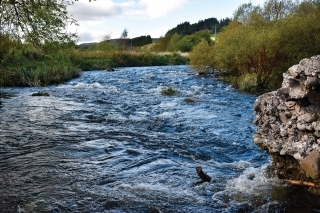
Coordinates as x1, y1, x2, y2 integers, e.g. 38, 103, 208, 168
32, 91, 50, 96
196, 166, 211, 182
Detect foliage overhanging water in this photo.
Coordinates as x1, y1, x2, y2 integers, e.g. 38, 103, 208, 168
1, 66, 320, 212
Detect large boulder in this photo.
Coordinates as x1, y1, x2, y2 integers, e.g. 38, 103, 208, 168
253, 55, 320, 192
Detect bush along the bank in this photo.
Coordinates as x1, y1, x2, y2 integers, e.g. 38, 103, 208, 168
0, 37, 189, 87
0, 38, 79, 86
73, 49, 189, 71
72, 50, 115, 71
189, 0, 320, 93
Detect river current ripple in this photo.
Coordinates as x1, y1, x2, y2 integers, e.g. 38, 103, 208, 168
1, 66, 320, 212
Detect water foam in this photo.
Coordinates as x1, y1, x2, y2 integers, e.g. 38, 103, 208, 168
225, 163, 280, 195
212, 163, 281, 210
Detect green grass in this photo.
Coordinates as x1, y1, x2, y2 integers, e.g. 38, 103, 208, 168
0, 35, 189, 87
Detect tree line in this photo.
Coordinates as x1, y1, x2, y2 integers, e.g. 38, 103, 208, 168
150, 30, 213, 53
149, 17, 231, 53
132, 35, 152, 47
165, 17, 230, 36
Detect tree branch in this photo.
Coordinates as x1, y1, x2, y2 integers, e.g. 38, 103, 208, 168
12, 1, 29, 36
284, 179, 316, 187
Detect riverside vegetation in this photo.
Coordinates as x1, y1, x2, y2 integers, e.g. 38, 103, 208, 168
189, 0, 320, 93
0, 0, 227, 87
0, 36, 188, 87
0, 0, 187, 87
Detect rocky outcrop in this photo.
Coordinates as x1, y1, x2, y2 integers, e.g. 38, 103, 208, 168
253, 55, 320, 192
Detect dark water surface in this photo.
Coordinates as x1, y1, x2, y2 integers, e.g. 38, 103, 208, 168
1, 66, 320, 212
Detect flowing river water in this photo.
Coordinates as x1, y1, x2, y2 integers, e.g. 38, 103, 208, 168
1, 66, 320, 212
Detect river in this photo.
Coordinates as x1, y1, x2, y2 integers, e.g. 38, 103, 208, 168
1, 65, 320, 212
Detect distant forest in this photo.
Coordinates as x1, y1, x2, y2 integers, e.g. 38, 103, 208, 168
131, 35, 152, 47
165, 17, 231, 36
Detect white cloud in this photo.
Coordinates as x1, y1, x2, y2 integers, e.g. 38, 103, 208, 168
144, 26, 171, 38
68, 0, 189, 21
138, 0, 189, 19
78, 32, 96, 43
69, 23, 108, 43
68, 0, 121, 21
78, 30, 112, 43
117, 0, 137, 8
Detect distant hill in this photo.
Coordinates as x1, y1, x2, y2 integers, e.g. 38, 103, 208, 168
78, 42, 97, 49
78, 36, 157, 49
165, 17, 230, 37
77, 17, 231, 49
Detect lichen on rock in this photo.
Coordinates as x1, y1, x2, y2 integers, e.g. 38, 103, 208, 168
253, 55, 320, 192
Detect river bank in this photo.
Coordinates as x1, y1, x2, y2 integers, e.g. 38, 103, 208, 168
253, 55, 320, 195
0, 45, 188, 87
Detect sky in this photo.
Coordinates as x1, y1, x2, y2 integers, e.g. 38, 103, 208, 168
67, 0, 266, 44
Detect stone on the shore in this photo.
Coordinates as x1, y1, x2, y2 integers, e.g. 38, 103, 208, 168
253, 55, 320, 192
301, 150, 320, 180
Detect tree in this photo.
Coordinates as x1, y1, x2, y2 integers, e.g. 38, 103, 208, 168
262, 0, 297, 21
121, 28, 128, 39
120, 28, 128, 50
233, 3, 262, 25
0, 0, 84, 46
150, 35, 170, 52
167, 33, 182, 51
102, 32, 112, 42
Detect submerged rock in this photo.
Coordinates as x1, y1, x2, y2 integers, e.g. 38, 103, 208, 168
253, 55, 320, 193
32, 91, 50, 96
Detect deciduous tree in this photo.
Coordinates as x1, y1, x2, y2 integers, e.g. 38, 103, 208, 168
120, 28, 129, 50
0, 0, 85, 46
0, 0, 96, 45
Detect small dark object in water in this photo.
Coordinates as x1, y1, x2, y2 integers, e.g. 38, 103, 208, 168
32, 91, 50, 96
247, 173, 255, 180
196, 166, 211, 182
184, 96, 197, 103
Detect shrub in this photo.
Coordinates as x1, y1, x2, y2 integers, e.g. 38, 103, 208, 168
190, 0, 320, 93
0, 39, 79, 86
237, 73, 259, 92
189, 40, 215, 74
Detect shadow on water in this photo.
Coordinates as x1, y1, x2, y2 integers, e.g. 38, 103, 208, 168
0, 66, 320, 212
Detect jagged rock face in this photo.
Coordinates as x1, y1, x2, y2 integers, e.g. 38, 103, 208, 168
253, 55, 320, 184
